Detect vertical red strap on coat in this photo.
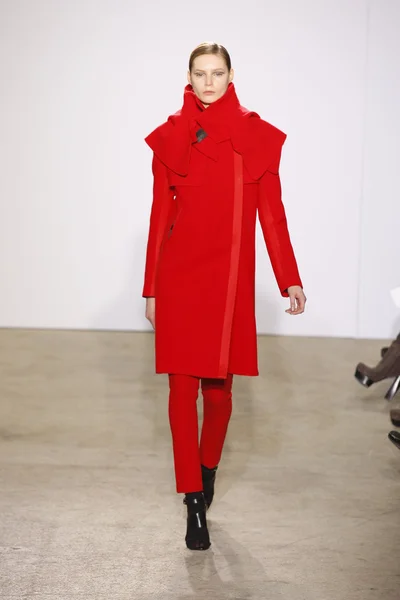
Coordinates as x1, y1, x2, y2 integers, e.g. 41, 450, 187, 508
218, 151, 244, 378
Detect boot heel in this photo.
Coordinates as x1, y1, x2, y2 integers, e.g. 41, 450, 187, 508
354, 369, 373, 387
385, 376, 400, 401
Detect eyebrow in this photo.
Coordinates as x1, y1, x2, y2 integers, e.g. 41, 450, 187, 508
194, 68, 226, 73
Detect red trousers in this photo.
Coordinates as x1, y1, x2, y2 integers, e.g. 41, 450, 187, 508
168, 373, 233, 493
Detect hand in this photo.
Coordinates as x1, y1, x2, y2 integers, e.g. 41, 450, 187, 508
285, 286, 306, 315
145, 297, 155, 329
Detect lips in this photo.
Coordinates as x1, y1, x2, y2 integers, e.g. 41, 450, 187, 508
204, 91, 215, 95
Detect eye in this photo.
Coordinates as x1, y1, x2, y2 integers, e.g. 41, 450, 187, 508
215, 72, 225, 77
194, 72, 204, 77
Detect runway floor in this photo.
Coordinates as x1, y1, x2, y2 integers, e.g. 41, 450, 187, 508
0, 329, 399, 599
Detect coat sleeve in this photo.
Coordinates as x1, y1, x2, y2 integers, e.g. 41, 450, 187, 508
142, 153, 175, 297
257, 148, 303, 298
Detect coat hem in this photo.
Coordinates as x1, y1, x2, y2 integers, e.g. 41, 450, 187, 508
154, 368, 259, 378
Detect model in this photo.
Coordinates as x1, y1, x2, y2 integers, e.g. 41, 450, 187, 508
142, 42, 306, 550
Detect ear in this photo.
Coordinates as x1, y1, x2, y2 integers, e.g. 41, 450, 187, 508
187, 70, 191, 85
229, 68, 234, 82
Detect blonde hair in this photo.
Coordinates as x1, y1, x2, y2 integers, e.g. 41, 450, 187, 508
188, 42, 232, 72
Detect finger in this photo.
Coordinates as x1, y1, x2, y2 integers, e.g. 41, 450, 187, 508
297, 298, 305, 312
293, 302, 305, 315
291, 299, 303, 315
287, 292, 307, 315
287, 296, 296, 313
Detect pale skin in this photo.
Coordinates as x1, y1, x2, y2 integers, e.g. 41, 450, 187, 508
145, 54, 307, 329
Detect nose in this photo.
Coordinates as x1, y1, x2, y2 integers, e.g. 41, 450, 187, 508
205, 74, 213, 87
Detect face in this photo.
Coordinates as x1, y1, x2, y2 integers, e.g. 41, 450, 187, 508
187, 54, 234, 107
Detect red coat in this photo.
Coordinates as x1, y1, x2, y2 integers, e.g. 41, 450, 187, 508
142, 83, 302, 378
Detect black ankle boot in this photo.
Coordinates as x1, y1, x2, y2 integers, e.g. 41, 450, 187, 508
182, 464, 219, 510
184, 492, 210, 551
201, 464, 218, 510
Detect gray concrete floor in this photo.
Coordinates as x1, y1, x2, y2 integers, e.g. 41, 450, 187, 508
0, 329, 399, 599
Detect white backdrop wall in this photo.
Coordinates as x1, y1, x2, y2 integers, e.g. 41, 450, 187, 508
357, 0, 400, 339
0, 0, 398, 339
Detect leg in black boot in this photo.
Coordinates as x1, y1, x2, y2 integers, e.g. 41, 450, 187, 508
201, 464, 218, 510
184, 492, 210, 551
182, 465, 218, 510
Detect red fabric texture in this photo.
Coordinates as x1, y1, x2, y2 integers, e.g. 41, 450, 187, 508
143, 83, 302, 378
168, 373, 233, 493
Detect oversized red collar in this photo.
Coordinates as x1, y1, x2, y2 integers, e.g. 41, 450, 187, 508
145, 83, 286, 180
